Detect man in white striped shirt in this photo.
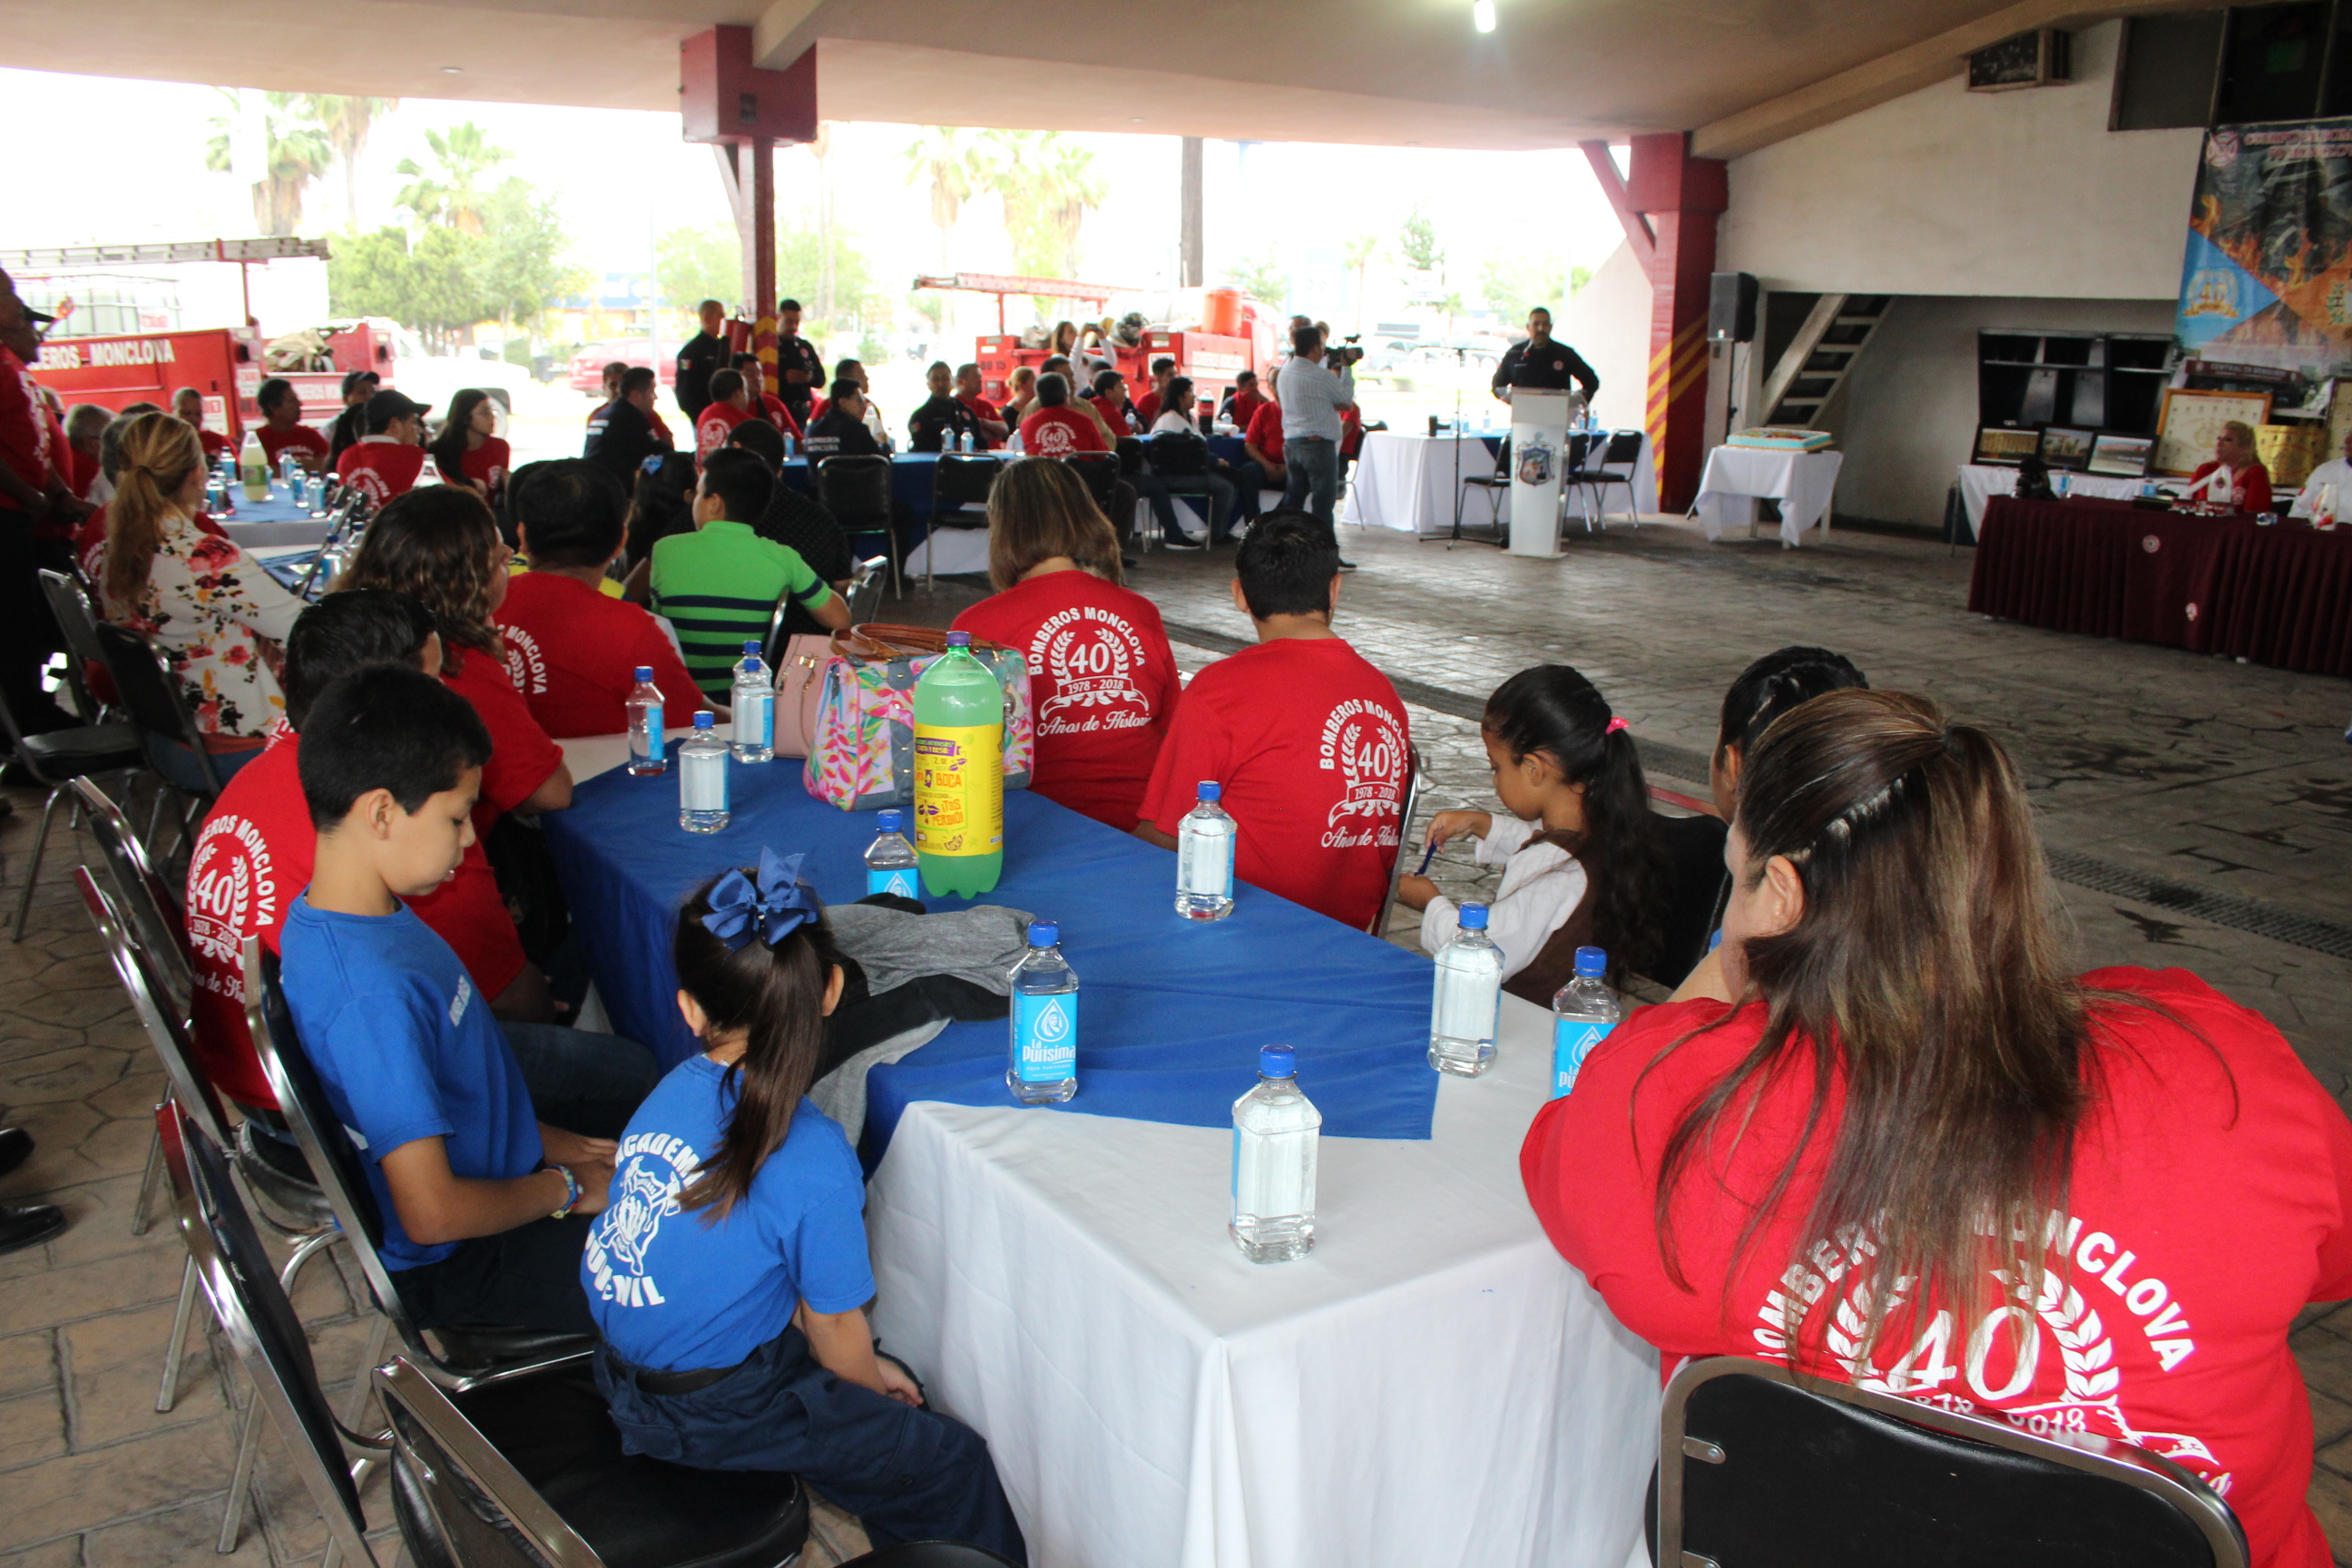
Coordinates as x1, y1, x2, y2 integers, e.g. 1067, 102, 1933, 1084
1273, 323, 1357, 567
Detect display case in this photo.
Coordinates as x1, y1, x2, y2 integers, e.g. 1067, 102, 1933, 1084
1977, 329, 2175, 438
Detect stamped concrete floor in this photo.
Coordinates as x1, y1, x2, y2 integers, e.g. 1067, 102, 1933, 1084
4, 512, 2351, 1561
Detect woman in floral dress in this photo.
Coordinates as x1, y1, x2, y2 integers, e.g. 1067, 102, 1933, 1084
102, 413, 302, 746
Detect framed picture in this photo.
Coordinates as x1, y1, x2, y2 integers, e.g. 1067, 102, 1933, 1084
2153, 387, 2271, 477
2086, 433, 2155, 477
2039, 426, 2096, 470
1973, 426, 2040, 466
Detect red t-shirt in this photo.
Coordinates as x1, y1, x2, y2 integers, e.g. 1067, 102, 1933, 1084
696, 401, 750, 463
196, 426, 230, 461
753, 392, 801, 437
1141, 637, 1407, 930
1133, 388, 1163, 427
2188, 460, 2274, 516
1019, 407, 1107, 457
0, 344, 53, 501
1086, 393, 1135, 436
442, 436, 512, 507
334, 437, 427, 504
1245, 399, 1285, 466
956, 394, 1002, 450
183, 725, 527, 1105
952, 570, 1181, 829
1523, 965, 2352, 1568
63, 441, 97, 500
259, 423, 332, 471
1230, 387, 1269, 427
495, 572, 705, 740
442, 645, 565, 834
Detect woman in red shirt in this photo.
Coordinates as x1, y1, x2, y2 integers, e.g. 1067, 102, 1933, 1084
951, 459, 1178, 828
427, 388, 513, 510
1523, 689, 2352, 1568
2186, 419, 2273, 514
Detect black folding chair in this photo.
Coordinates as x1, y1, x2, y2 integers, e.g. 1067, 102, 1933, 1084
377, 1353, 810, 1568
1146, 431, 1220, 547
1657, 1356, 2247, 1568
1368, 743, 1427, 938
1565, 428, 1645, 532
838, 1548, 1021, 1568
844, 554, 889, 628
36, 566, 113, 723
1060, 450, 1122, 520
93, 619, 228, 835
1454, 436, 1510, 544
0, 661, 142, 940
926, 453, 1001, 590
817, 454, 900, 597
1646, 809, 1730, 990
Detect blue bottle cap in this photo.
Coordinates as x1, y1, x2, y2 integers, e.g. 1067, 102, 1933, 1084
1197, 780, 1220, 800
877, 808, 906, 832
1574, 945, 1607, 976
1027, 919, 1059, 947
1460, 902, 1490, 929
946, 631, 974, 647
1259, 1044, 1297, 1078
694, 711, 715, 730
633, 666, 653, 681
742, 639, 761, 655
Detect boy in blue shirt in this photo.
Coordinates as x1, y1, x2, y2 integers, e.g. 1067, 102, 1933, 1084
281, 664, 654, 1334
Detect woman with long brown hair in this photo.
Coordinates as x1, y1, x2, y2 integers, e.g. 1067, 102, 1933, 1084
103, 411, 303, 743
949, 459, 1179, 829
1523, 688, 2352, 1568
426, 387, 512, 507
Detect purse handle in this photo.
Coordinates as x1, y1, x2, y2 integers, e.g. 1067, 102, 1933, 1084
829, 622, 1015, 661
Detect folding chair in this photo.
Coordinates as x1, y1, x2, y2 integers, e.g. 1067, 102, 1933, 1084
0, 665, 142, 941
1563, 428, 1645, 531
71, 775, 191, 1011
926, 453, 1001, 592
1367, 743, 1427, 938
1646, 810, 1730, 991
1657, 1356, 2247, 1568
1145, 431, 1221, 545
844, 554, 889, 627
156, 1102, 389, 1568
377, 1354, 810, 1568
92, 620, 230, 834
817, 455, 900, 597
36, 566, 113, 723
1453, 436, 1511, 544
837, 1549, 1021, 1568
1059, 450, 1124, 533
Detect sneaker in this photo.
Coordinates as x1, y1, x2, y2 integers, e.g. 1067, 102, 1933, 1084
1163, 535, 1206, 551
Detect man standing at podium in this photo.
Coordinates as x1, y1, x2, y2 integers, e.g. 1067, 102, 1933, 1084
1492, 308, 1600, 414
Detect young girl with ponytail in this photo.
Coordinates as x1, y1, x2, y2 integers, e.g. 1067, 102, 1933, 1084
583, 849, 1025, 1563
1398, 664, 1665, 996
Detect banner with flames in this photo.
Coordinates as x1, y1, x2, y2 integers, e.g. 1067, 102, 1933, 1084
2178, 119, 2352, 381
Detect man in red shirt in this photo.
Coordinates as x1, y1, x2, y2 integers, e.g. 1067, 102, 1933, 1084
955, 363, 1009, 449
1087, 368, 1140, 436
1138, 511, 1408, 930
254, 377, 332, 471
0, 279, 83, 735
732, 353, 802, 438
62, 404, 106, 499
173, 386, 230, 461
1241, 388, 1288, 504
334, 389, 431, 503
1132, 355, 1176, 427
695, 368, 754, 464
1225, 368, 1269, 429
1018, 373, 1108, 457
495, 460, 707, 738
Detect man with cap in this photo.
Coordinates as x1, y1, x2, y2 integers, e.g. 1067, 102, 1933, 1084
1490, 307, 1599, 412
333, 389, 432, 504
328, 369, 382, 465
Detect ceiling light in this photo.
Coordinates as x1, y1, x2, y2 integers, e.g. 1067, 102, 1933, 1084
1473, 0, 1496, 32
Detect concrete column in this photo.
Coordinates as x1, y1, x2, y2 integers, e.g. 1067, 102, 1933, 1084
1626, 132, 1728, 513
746, 138, 777, 373
1181, 137, 1204, 289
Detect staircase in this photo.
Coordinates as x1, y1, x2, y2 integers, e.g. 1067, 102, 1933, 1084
1757, 294, 1894, 428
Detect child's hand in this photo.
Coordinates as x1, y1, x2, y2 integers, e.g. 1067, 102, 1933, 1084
1424, 809, 1492, 848
541, 1125, 618, 1167
569, 1158, 616, 1218
876, 1355, 926, 1406
1396, 873, 1440, 912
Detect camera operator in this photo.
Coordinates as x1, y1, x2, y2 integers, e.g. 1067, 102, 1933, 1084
1274, 322, 1358, 566
1492, 307, 1599, 413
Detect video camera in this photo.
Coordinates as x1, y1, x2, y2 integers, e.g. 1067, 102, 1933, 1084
1326, 333, 1365, 368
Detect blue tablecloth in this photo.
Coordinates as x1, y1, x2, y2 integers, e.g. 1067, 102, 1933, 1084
212, 481, 318, 525
542, 760, 1440, 1152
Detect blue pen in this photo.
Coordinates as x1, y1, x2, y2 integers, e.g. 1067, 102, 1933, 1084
1415, 838, 1438, 877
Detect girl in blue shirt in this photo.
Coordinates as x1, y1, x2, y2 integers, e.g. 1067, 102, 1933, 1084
583, 848, 1025, 1563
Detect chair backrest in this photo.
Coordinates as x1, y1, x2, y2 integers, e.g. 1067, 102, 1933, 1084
1661, 1357, 2247, 1568
838, 1546, 1023, 1568
816, 454, 894, 522
377, 1357, 603, 1568
1367, 742, 1426, 937
1488, 436, 1512, 481
70, 776, 192, 1006
243, 936, 404, 1319
1059, 450, 1120, 511
1146, 431, 1210, 476
1648, 810, 1730, 989
37, 568, 109, 720
93, 621, 221, 798
158, 1103, 380, 1567
75, 867, 232, 1148
1602, 428, 1643, 466
845, 554, 888, 627
932, 452, 1000, 507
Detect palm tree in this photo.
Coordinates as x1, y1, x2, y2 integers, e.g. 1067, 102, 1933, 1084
394, 122, 513, 234
1344, 233, 1381, 333
899, 125, 983, 271
305, 94, 401, 230
1044, 138, 1106, 279
204, 91, 333, 237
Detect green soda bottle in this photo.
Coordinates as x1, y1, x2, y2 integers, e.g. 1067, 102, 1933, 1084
913, 631, 1004, 896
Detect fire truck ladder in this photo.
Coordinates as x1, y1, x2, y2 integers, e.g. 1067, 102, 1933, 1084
1757, 294, 1893, 428
0, 238, 333, 270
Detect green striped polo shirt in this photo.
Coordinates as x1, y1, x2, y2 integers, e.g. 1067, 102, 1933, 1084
649, 519, 835, 697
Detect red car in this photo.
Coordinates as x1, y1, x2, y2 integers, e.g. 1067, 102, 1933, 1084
569, 339, 682, 396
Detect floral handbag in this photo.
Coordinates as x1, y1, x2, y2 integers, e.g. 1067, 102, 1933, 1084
802, 623, 1034, 811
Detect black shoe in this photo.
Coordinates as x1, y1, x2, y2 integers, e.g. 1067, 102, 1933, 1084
1121, 554, 1141, 570
1162, 535, 1205, 551
0, 1203, 65, 1256
1337, 558, 1359, 572
0, 1128, 28, 1180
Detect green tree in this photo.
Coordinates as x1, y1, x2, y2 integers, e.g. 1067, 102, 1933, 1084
1569, 264, 1593, 296
472, 179, 581, 331
655, 224, 741, 314
303, 94, 399, 229
394, 122, 513, 233
204, 91, 332, 237
779, 212, 881, 333
1225, 251, 1288, 309
980, 129, 1108, 313
900, 125, 985, 270
1343, 232, 1381, 331
1397, 208, 1444, 276
1480, 252, 1571, 324
326, 226, 417, 321
405, 226, 487, 348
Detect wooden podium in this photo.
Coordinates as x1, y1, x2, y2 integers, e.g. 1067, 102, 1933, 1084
1507, 390, 1571, 558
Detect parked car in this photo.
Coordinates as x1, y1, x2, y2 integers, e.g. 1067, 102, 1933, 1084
568, 339, 683, 396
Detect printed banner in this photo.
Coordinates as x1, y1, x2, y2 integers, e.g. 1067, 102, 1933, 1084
2178, 120, 2352, 380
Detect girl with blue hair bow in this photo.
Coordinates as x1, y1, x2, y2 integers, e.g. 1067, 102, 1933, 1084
581, 848, 1026, 1562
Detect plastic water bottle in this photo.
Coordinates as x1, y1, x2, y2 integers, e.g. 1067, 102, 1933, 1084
1428, 902, 1504, 1076
626, 667, 666, 776
678, 711, 730, 833
1550, 946, 1620, 1098
865, 808, 920, 898
1230, 1045, 1320, 1263
238, 429, 270, 502
1175, 780, 1235, 920
913, 630, 1004, 896
730, 641, 774, 763
1006, 918, 1078, 1104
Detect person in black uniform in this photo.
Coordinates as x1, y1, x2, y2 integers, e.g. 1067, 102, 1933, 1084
674, 299, 730, 421
1491, 307, 1600, 411
907, 361, 981, 453
585, 368, 671, 488
801, 380, 882, 460
774, 297, 828, 429
328, 369, 381, 466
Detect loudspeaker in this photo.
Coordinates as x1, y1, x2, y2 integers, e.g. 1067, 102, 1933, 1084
1709, 272, 1758, 343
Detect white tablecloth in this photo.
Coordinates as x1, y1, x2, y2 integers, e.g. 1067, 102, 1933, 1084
1953, 464, 2144, 533
866, 993, 1661, 1568
1343, 430, 1658, 534
1694, 446, 1845, 547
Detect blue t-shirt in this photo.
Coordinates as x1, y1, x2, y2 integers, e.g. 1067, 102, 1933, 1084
583, 1056, 874, 1372
279, 894, 542, 1270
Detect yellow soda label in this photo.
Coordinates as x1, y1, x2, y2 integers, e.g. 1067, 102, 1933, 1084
913, 722, 1003, 857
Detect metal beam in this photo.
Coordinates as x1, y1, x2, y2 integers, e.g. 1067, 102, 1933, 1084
1, 237, 331, 269
912, 272, 1136, 303
1181, 137, 1204, 289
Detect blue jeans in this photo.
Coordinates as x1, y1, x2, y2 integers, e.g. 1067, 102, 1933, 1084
1281, 436, 1341, 537
501, 1021, 660, 1140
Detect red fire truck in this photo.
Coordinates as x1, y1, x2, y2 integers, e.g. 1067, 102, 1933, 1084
917, 275, 1280, 412
26, 321, 393, 447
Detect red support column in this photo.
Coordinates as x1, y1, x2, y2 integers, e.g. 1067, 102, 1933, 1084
748, 138, 776, 378
680, 26, 814, 390
1625, 133, 1727, 514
